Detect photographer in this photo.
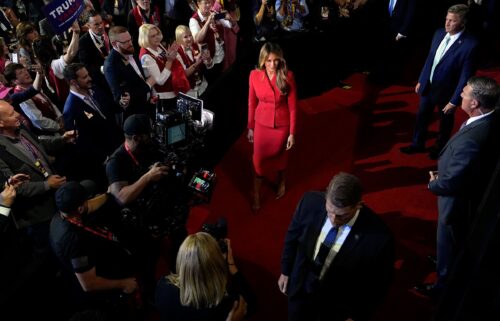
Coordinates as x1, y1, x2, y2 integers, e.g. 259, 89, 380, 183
156, 232, 253, 321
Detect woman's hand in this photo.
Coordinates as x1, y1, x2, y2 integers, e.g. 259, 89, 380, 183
247, 129, 254, 143
286, 134, 295, 150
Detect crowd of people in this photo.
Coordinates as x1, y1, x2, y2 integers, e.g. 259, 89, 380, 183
0, 0, 499, 321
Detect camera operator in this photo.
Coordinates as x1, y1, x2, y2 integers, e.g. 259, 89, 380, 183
106, 114, 188, 273
106, 114, 168, 207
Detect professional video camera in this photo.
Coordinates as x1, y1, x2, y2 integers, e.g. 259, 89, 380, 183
201, 217, 228, 253
120, 94, 216, 238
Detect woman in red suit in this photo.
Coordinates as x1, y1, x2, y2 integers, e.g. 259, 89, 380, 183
247, 42, 297, 211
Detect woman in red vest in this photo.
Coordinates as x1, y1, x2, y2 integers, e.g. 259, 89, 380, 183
138, 24, 190, 111
128, 0, 164, 49
175, 25, 209, 98
247, 42, 297, 211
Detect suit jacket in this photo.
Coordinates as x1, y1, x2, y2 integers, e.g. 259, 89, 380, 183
63, 89, 122, 163
103, 49, 152, 117
417, 28, 478, 106
0, 129, 64, 228
429, 111, 498, 225
281, 192, 394, 321
387, 0, 416, 37
79, 32, 110, 92
248, 69, 297, 134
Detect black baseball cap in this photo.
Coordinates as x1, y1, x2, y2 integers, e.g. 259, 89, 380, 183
123, 114, 151, 136
55, 180, 96, 213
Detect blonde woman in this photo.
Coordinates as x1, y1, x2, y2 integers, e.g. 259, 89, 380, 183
155, 232, 248, 321
138, 24, 190, 110
247, 42, 297, 211
175, 25, 209, 98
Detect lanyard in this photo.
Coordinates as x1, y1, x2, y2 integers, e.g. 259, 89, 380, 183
19, 135, 50, 177
124, 141, 140, 166
65, 215, 118, 242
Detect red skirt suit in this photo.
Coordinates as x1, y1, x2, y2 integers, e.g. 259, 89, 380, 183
248, 69, 297, 177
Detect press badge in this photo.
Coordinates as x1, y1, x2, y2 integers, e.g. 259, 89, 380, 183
34, 160, 49, 178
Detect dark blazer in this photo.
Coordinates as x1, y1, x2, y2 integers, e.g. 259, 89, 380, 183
103, 48, 152, 117
63, 89, 122, 162
78, 32, 111, 92
0, 129, 64, 229
429, 111, 498, 225
387, 0, 416, 37
417, 28, 478, 106
281, 192, 394, 321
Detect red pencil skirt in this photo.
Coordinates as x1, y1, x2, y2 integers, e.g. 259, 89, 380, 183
252, 122, 289, 177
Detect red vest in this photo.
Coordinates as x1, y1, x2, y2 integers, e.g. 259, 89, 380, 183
191, 11, 224, 58
132, 6, 161, 27
48, 68, 69, 102
177, 44, 203, 88
139, 47, 190, 95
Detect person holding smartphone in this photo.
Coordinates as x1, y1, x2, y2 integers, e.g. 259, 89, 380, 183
189, 0, 235, 80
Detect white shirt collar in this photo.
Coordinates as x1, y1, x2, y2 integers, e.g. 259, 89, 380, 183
466, 109, 495, 126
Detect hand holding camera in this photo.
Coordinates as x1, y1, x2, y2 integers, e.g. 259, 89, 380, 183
147, 162, 169, 182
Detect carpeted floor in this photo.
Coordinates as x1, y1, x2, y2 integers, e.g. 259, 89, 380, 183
187, 71, 473, 321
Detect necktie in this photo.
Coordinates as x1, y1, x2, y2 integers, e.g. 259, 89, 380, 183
430, 35, 451, 82
84, 95, 106, 119
388, 0, 396, 16
314, 226, 339, 271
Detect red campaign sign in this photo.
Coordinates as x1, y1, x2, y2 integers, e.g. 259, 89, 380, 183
42, 0, 84, 34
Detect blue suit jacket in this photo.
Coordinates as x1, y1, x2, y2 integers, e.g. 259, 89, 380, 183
103, 49, 152, 117
388, 0, 416, 37
417, 28, 478, 106
429, 111, 497, 225
63, 89, 122, 162
280, 192, 394, 321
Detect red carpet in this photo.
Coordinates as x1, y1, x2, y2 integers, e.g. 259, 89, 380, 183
186, 71, 492, 320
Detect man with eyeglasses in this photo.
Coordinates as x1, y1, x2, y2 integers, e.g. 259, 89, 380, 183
104, 26, 156, 121
278, 172, 394, 321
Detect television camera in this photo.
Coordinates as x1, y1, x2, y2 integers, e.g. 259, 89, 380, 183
121, 94, 216, 238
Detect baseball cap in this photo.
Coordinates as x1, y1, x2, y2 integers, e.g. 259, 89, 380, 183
123, 114, 151, 136
55, 180, 96, 213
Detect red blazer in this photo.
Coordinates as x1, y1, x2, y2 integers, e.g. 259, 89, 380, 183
248, 69, 297, 134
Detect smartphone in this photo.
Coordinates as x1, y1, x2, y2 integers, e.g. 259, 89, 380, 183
214, 12, 226, 20
11, 52, 18, 63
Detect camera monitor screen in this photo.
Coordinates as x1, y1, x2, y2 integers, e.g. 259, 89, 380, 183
167, 122, 186, 145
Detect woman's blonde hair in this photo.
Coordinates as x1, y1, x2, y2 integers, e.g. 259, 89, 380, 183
175, 25, 191, 44
257, 42, 289, 95
167, 232, 228, 309
138, 24, 162, 48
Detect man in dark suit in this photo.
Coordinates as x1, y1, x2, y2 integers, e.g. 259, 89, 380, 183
400, 4, 478, 159
0, 100, 75, 253
416, 76, 500, 297
79, 10, 112, 94
278, 172, 395, 321
63, 63, 123, 189
104, 26, 155, 120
